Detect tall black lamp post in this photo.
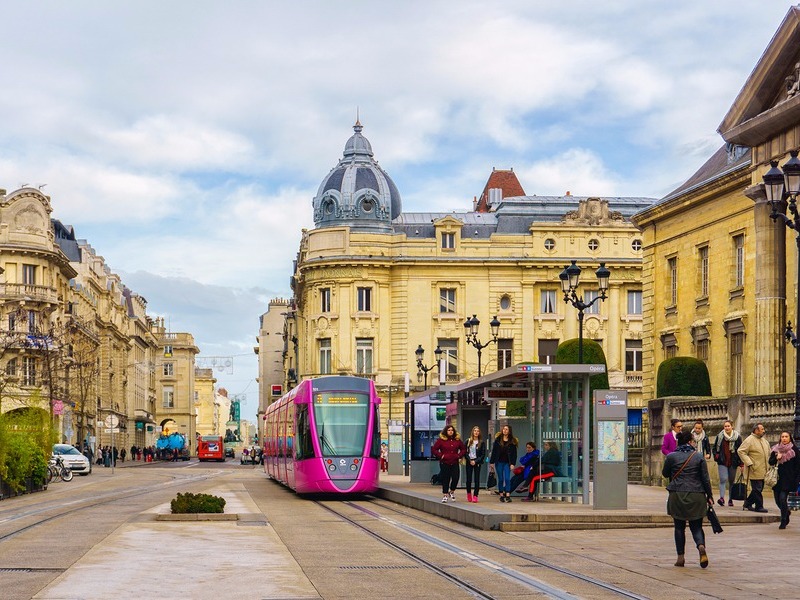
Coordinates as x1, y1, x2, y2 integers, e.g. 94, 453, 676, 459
415, 344, 442, 390
762, 149, 800, 440
463, 314, 500, 377
559, 260, 611, 364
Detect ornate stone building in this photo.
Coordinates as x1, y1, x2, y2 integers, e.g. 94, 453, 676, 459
631, 6, 800, 478
193, 367, 217, 436
0, 185, 202, 455
282, 122, 654, 434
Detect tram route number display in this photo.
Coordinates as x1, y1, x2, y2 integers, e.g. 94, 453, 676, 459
315, 393, 367, 404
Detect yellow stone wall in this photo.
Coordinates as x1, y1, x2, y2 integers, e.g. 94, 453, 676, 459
635, 169, 757, 401
292, 206, 645, 430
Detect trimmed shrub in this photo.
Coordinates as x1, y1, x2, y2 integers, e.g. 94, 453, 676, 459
0, 406, 56, 492
555, 338, 610, 393
170, 492, 226, 514
656, 357, 712, 397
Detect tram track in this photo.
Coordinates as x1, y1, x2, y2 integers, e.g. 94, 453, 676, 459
359, 497, 653, 599
0, 471, 224, 542
316, 498, 646, 600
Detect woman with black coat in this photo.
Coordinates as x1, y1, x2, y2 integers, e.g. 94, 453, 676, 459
768, 431, 800, 529
489, 424, 518, 503
464, 426, 486, 503
712, 420, 743, 507
662, 429, 714, 568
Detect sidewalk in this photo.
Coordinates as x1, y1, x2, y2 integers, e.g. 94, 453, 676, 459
31, 470, 788, 599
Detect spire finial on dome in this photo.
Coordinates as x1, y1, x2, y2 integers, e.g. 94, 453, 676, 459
354, 107, 362, 132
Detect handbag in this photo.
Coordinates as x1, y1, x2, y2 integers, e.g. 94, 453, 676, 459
730, 471, 748, 501
764, 465, 778, 488
513, 466, 524, 475
706, 504, 723, 534
486, 471, 497, 489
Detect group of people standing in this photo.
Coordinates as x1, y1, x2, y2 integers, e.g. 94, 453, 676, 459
661, 418, 800, 569
431, 423, 561, 504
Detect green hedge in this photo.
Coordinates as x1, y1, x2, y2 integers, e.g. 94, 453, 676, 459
170, 492, 226, 514
0, 406, 56, 492
656, 357, 712, 397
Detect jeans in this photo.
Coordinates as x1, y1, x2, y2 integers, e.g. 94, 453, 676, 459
673, 518, 706, 554
495, 462, 511, 493
717, 464, 737, 500
439, 463, 459, 495
465, 462, 482, 496
774, 488, 791, 524
746, 478, 765, 509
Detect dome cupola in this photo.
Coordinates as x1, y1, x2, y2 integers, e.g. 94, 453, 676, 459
312, 120, 402, 232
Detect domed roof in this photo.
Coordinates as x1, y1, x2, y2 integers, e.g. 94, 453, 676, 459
313, 121, 402, 232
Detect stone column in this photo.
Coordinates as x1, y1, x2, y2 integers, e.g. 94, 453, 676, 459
746, 184, 787, 393
607, 282, 622, 374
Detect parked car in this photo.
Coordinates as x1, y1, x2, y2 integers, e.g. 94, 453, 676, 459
52, 444, 92, 475
225, 447, 235, 458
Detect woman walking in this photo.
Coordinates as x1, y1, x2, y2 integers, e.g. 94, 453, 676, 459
662, 429, 714, 568
713, 420, 742, 507
431, 425, 466, 503
768, 431, 800, 529
464, 426, 486, 503
489, 424, 518, 503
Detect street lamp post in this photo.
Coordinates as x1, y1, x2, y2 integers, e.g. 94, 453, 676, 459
762, 150, 800, 440
559, 260, 611, 363
463, 314, 501, 377
415, 344, 442, 390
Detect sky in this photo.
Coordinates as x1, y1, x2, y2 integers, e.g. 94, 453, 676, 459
0, 1, 794, 420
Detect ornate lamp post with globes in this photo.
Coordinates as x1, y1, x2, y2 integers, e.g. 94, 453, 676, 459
762, 150, 800, 439
463, 314, 500, 377
415, 344, 442, 391
559, 260, 611, 364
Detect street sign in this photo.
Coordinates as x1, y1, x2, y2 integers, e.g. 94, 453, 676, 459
104, 415, 119, 428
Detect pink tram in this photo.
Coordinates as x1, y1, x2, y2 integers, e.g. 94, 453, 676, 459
263, 375, 381, 494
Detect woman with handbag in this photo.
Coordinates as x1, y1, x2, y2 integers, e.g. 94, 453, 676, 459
509, 442, 538, 493
489, 424, 518, 503
713, 420, 742, 507
464, 426, 486, 503
768, 431, 800, 529
662, 429, 714, 568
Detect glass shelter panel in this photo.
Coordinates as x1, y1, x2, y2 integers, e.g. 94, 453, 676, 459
531, 378, 584, 500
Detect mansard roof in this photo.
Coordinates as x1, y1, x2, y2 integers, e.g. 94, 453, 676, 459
475, 168, 526, 212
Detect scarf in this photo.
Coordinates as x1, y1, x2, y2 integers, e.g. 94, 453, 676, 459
692, 429, 706, 445
676, 443, 694, 453
770, 442, 796, 464
721, 429, 739, 443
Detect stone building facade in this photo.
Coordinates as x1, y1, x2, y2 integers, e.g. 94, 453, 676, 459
281, 122, 654, 434
255, 297, 292, 442
0, 185, 202, 455
631, 6, 800, 479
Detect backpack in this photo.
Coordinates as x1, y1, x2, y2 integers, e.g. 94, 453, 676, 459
430, 473, 441, 485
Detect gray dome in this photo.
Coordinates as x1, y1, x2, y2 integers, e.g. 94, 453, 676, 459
313, 121, 402, 232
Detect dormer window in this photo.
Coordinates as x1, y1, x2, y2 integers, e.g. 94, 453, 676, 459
442, 232, 455, 249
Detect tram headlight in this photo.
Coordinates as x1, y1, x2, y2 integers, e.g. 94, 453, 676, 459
349, 464, 358, 471
328, 463, 337, 471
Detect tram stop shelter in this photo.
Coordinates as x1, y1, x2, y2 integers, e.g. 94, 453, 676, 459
404, 363, 605, 504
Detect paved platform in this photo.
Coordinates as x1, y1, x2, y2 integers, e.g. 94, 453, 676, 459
30, 466, 787, 599
375, 474, 779, 531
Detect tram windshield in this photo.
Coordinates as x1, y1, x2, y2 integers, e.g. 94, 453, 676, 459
313, 391, 370, 457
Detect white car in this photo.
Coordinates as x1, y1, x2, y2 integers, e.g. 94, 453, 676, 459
52, 444, 92, 475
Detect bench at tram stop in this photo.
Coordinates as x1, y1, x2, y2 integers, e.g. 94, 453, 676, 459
510, 472, 571, 499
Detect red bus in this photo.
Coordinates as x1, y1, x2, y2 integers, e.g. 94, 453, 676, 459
198, 435, 225, 462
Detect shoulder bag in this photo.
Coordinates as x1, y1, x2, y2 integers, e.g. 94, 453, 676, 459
671, 450, 697, 481
730, 470, 748, 501
764, 464, 779, 488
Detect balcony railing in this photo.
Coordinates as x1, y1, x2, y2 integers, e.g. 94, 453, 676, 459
0, 283, 59, 304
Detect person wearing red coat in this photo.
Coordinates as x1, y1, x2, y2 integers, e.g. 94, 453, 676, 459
432, 425, 466, 503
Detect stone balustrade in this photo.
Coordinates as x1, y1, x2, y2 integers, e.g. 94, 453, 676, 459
642, 393, 797, 485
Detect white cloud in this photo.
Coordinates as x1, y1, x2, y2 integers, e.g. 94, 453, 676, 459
518, 149, 621, 197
